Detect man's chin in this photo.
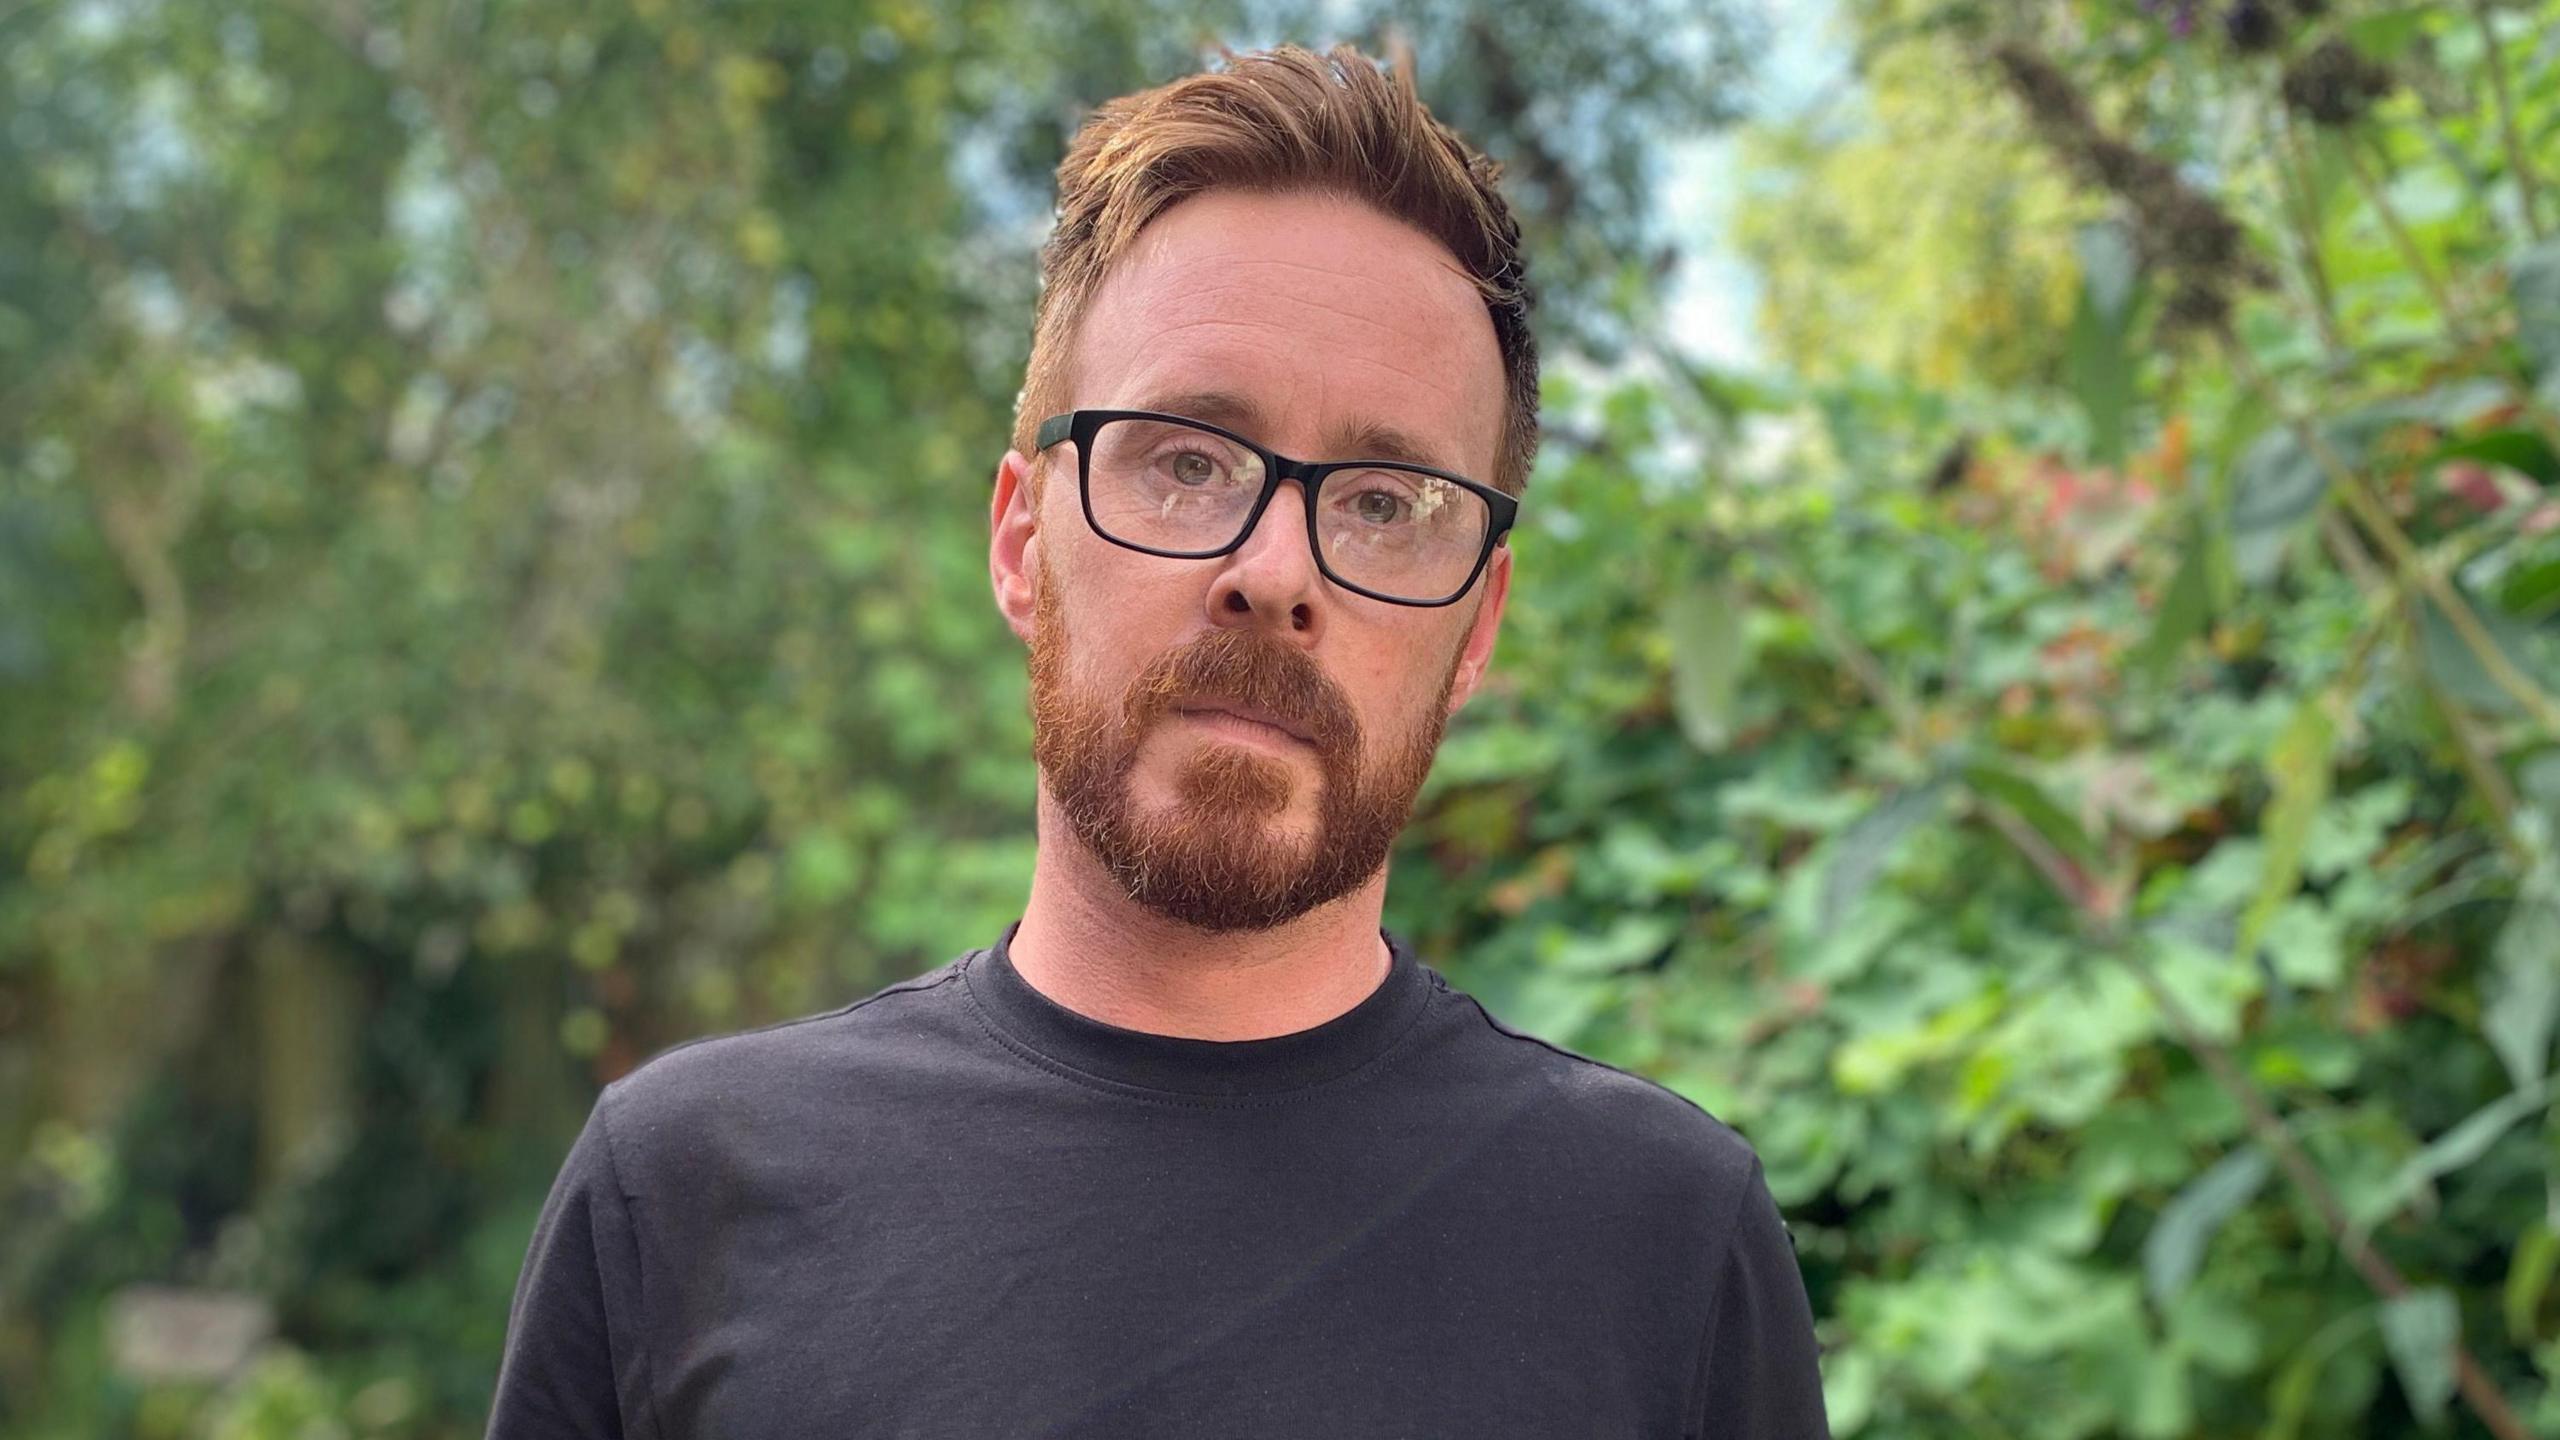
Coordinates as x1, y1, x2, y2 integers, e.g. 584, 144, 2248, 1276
1134, 757, 1307, 823
1130, 798, 1317, 860
1126, 860, 1337, 933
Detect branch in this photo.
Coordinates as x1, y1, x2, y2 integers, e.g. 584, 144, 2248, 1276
2265, 104, 2347, 363
2340, 135, 2484, 352
2468, 0, 2548, 240
2319, 512, 2532, 865
2102, 932, 2531, 1440
2338, 132, 2560, 453
2221, 334, 2560, 738
1756, 547, 1929, 743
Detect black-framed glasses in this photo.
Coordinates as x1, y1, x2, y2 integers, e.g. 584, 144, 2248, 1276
1033, 409, 1517, 608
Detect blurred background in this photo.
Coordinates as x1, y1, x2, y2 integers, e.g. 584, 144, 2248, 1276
6, 0, 2560, 1434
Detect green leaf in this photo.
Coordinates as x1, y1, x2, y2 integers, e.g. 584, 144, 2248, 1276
2353, 1074, 2560, 1235
2143, 1145, 2271, 1303
1818, 1345, 1881, 1437
2228, 426, 2328, 584
2079, 219, 2141, 323
2343, 5, 2436, 61
2499, 557, 2560, 616
2389, 379, 2513, 430
1547, 914, 1678, 975
1667, 566, 1751, 751
1501, 968, 1614, 1046
785, 830, 861, 906
2484, 882, 2560, 1091
2524, 750, 2560, 826
2377, 1288, 2460, 1429
2513, 238, 2560, 383
2267, 1307, 2379, 1440
1820, 782, 1946, 932
2413, 588, 2558, 717
2507, 1221, 2559, 1344
2430, 429, 2559, 486
2230, 394, 2516, 589
2386, 168, 2465, 227
1961, 760, 2101, 868
2243, 699, 2337, 953
2135, 515, 2215, 682
2065, 222, 2141, 466
1670, 360, 1787, 423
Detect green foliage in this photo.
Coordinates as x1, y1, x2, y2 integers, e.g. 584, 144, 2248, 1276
1733, 8, 2096, 393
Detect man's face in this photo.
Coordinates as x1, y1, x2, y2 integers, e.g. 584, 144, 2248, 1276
994, 186, 1512, 933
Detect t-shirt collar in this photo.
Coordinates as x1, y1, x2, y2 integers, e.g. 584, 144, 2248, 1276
960, 918, 1434, 1099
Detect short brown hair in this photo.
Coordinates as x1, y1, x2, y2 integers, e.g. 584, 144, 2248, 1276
1013, 41, 1539, 498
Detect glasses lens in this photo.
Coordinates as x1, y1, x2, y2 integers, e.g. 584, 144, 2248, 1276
1081, 416, 1494, 603
1086, 417, 1264, 554
1318, 467, 1490, 603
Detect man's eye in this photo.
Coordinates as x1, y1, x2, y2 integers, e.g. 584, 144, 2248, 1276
1168, 451, 1226, 486
1349, 487, 1408, 524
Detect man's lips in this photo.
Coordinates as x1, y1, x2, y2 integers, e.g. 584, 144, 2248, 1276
1173, 701, 1315, 747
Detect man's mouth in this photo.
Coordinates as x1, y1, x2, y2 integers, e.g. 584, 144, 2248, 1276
1173, 701, 1315, 748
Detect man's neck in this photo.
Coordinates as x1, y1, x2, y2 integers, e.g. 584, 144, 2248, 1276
1007, 800, 1395, 1043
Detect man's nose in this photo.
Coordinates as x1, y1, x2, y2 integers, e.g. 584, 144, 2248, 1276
1205, 481, 1324, 641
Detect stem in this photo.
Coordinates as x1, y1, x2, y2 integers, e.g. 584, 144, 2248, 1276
2317, 508, 2384, 593
2328, 468, 2560, 733
2340, 135, 2484, 353
2221, 336, 2560, 737
2267, 105, 2348, 363
2339, 125, 2560, 453
2320, 513, 2532, 863
1983, 805, 2112, 918
2469, 0, 2549, 239
2340, 136, 2560, 454
2106, 939, 2534, 1440
1756, 547, 1929, 744
2409, 106, 2498, 227
2338, 125, 2560, 455
2401, 603, 2530, 864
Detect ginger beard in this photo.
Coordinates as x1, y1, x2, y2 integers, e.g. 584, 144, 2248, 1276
1028, 571, 1463, 933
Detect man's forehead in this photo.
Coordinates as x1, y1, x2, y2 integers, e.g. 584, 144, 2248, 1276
1064, 192, 1506, 481
1123, 184, 1475, 279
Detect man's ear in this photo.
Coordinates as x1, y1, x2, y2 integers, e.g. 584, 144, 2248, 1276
989, 449, 1042, 646
1444, 539, 1512, 716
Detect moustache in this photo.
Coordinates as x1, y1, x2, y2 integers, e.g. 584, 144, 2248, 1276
1128, 627, 1358, 758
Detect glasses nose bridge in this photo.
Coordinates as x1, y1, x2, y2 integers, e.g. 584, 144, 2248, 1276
1239, 448, 1326, 539
1224, 450, 1327, 574
1262, 448, 1327, 493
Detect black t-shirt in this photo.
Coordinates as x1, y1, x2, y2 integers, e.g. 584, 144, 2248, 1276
487, 921, 1829, 1439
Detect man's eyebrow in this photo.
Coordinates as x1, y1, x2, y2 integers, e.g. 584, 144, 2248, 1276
1131, 388, 1460, 472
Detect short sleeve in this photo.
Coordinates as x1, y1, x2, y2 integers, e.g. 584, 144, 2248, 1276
487, 1087, 650, 1440
1690, 1155, 1829, 1439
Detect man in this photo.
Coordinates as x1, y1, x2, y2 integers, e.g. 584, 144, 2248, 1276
488, 41, 1828, 1440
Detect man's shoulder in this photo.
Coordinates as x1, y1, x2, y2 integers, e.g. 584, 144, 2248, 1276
1436, 976, 1763, 1189
596, 954, 971, 1135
